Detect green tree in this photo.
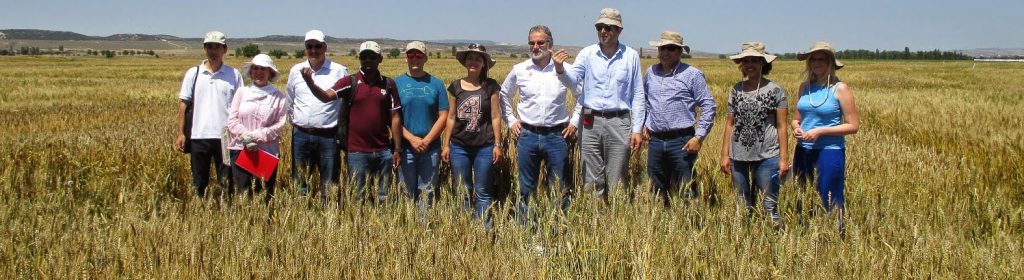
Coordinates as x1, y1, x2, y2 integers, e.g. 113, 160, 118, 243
349, 49, 357, 57
294, 49, 305, 59
451, 46, 457, 57
387, 48, 401, 59
241, 44, 261, 58
235, 48, 242, 57
58, 45, 64, 53
268, 49, 288, 59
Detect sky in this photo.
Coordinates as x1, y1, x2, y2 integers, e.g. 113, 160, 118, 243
2, 0, 1021, 54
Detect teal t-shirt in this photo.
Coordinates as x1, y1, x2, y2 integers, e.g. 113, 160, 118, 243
396, 73, 448, 149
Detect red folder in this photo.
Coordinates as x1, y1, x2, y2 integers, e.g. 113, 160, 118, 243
235, 149, 279, 181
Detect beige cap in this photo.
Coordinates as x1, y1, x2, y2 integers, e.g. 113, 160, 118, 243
359, 41, 382, 55
648, 31, 690, 54
406, 41, 426, 53
203, 31, 226, 45
797, 41, 844, 69
304, 30, 326, 43
729, 42, 777, 64
595, 8, 623, 28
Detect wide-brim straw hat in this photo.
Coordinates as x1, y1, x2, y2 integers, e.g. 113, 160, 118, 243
455, 43, 496, 69
243, 53, 280, 82
797, 41, 844, 69
648, 31, 690, 54
729, 41, 777, 64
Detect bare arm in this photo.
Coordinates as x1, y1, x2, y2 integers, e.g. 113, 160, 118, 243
300, 67, 339, 103
818, 83, 859, 136
441, 95, 457, 162
719, 114, 735, 175
423, 111, 449, 146
490, 90, 503, 164
776, 108, 790, 177
175, 101, 188, 151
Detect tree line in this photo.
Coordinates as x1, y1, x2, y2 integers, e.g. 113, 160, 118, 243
774, 47, 973, 60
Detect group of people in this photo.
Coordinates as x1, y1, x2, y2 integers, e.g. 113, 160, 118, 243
173, 8, 860, 226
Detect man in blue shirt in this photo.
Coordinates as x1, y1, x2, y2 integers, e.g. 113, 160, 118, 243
554, 8, 646, 201
643, 31, 717, 207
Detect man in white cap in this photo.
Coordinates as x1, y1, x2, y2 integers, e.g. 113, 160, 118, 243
499, 25, 579, 226
174, 31, 244, 198
553, 8, 645, 201
395, 40, 448, 211
301, 41, 402, 204
286, 30, 348, 204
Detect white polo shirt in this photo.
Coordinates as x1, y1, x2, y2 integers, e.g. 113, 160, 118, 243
286, 58, 348, 129
178, 61, 243, 139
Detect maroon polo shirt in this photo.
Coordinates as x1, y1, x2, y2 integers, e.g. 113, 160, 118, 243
330, 72, 401, 152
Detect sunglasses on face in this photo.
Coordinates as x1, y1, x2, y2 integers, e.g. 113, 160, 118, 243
595, 24, 618, 32
658, 45, 681, 52
359, 54, 380, 60
528, 41, 548, 47
305, 43, 324, 50
406, 52, 426, 59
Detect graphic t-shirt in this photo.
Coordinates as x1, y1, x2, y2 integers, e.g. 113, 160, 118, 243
396, 73, 448, 150
727, 80, 787, 161
447, 78, 499, 147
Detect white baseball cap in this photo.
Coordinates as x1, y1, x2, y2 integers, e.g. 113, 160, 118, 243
406, 41, 426, 53
359, 41, 382, 55
203, 31, 226, 45
304, 30, 326, 43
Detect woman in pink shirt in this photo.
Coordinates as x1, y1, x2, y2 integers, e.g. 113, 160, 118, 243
226, 54, 288, 202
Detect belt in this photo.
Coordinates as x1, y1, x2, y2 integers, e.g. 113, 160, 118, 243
588, 109, 629, 118
650, 127, 695, 139
293, 123, 337, 136
521, 122, 567, 134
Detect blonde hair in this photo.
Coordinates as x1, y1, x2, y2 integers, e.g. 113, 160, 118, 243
803, 52, 841, 87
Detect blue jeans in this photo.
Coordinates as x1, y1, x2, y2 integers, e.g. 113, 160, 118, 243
400, 146, 440, 210
793, 147, 846, 212
347, 149, 394, 204
647, 134, 698, 208
290, 127, 339, 202
449, 144, 495, 220
516, 127, 570, 226
731, 156, 781, 220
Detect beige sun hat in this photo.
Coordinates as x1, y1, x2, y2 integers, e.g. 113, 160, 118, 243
243, 54, 280, 82
594, 8, 623, 28
797, 41, 844, 69
648, 31, 690, 54
729, 42, 777, 64
455, 43, 496, 68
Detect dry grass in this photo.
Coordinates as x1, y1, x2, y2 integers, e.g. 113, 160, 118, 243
0, 55, 1021, 278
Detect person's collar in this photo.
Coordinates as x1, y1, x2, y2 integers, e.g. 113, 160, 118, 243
201, 59, 223, 74
529, 56, 553, 70
358, 69, 385, 84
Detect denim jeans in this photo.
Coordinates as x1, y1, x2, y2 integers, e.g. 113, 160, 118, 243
400, 146, 440, 210
731, 156, 781, 220
793, 147, 846, 212
646, 134, 698, 208
347, 149, 394, 204
189, 138, 230, 198
290, 127, 339, 203
516, 127, 571, 226
230, 150, 277, 203
449, 144, 495, 220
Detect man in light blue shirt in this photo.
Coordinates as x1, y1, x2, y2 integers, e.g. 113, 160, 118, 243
554, 8, 645, 200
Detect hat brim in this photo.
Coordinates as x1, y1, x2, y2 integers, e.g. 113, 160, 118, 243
243, 62, 280, 82
649, 41, 690, 54
456, 50, 496, 69
729, 52, 777, 64
797, 49, 843, 69
594, 18, 623, 28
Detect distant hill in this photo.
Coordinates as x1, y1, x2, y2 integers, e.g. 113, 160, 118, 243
960, 48, 1024, 58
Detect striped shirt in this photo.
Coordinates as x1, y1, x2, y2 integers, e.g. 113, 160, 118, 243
642, 62, 717, 138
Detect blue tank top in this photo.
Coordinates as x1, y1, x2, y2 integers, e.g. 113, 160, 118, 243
796, 83, 844, 149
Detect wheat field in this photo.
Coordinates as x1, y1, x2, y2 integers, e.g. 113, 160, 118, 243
0, 55, 1021, 278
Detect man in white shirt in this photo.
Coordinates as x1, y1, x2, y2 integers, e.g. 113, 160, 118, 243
500, 25, 579, 226
286, 30, 349, 203
174, 31, 243, 198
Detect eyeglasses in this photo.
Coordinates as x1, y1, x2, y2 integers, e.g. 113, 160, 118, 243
658, 45, 682, 52
305, 43, 324, 50
527, 41, 548, 47
595, 24, 618, 32
406, 52, 426, 59
359, 53, 379, 60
